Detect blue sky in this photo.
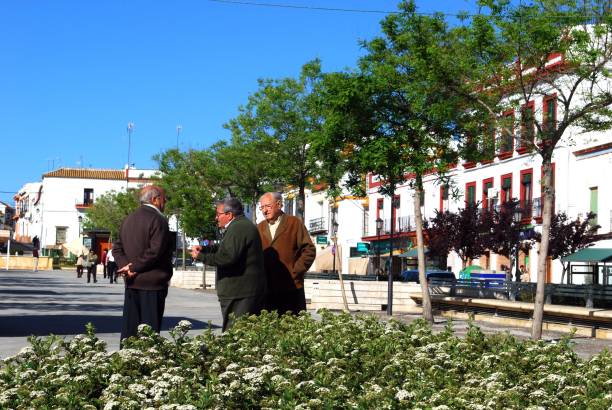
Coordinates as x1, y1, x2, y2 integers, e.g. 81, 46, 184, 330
0, 0, 480, 203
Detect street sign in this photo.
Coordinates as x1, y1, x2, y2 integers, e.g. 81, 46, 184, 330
316, 235, 328, 245
356, 242, 370, 253
0, 230, 11, 239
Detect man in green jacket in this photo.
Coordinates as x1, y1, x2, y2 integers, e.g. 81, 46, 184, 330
192, 198, 267, 331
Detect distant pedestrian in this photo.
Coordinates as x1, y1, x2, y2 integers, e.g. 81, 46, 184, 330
519, 264, 530, 282
32, 248, 39, 272
113, 185, 174, 343
102, 249, 108, 279
86, 250, 98, 283
76, 254, 84, 278
32, 236, 40, 272
107, 247, 117, 283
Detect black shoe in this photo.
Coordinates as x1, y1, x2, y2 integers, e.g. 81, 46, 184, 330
94, 280, 97, 283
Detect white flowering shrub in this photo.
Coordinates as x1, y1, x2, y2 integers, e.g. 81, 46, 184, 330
1, 312, 611, 409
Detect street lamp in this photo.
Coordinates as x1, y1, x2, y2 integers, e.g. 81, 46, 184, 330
513, 207, 523, 282
78, 215, 83, 236
375, 217, 383, 278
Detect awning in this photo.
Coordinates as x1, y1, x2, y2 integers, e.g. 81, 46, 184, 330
397, 247, 429, 258
561, 248, 612, 263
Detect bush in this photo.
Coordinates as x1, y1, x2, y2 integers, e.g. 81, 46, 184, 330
1, 313, 610, 409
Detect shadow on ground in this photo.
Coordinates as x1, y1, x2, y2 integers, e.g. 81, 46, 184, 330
0, 315, 218, 337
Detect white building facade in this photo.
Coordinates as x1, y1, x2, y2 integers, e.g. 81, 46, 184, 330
14, 167, 158, 257
364, 124, 611, 284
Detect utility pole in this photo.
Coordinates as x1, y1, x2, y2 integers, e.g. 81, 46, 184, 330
176, 125, 182, 150
126, 122, 134, 188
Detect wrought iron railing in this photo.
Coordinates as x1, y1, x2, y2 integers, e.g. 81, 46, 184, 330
308, 217, 326, 233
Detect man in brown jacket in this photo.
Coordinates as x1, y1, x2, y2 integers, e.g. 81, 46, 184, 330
113, 185, 174, 342
257, 192, 316, 315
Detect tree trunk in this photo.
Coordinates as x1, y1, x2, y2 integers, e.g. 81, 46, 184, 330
251, 199, 258, 223
532, 160, 554, 339
386, 187, 395, 316
414, 176, 434, 323
560, 261, 568, 284
297, 183, 306, 222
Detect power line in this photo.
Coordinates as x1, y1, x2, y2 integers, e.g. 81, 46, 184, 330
207, 0, 393, 14
206, 0, 608, 19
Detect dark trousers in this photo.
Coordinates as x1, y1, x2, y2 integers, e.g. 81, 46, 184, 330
87, 265, 97, 283
219, 293, 265, 332
121, 288, 168, 342
103, 262, 107, 278
107, 261, 117, 283
76, 265, 83, 278
266, 288, 307, 316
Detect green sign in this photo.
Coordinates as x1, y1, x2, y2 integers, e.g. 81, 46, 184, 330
356, 242, 370, 252
316, 235, 328, 245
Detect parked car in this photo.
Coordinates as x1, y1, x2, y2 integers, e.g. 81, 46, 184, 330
173, 256, 195, 268
401, 269, 456, 283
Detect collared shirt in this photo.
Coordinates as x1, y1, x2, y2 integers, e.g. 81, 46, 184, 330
144, 203, 165, 217
267, 214, 282, 239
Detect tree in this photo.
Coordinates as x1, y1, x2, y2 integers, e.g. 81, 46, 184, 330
217, 114, 281, 220
487, 200, 537, 281
431, 0, 612, 339
424, 211, 456, 264
548, 211, 600, 283
83, 189, 139, 240
238, 60, 325, 221
154, 148, 217, 241
335, 2, 463, 321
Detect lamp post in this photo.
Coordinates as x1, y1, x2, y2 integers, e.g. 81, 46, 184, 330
513, 207, 522, 282
375, 217, 383, 278
78, 215, 83, 236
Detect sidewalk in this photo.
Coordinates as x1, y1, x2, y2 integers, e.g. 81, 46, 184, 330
0, 269, 223, 359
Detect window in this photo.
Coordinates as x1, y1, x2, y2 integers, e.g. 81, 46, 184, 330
285, 198, 294, 216
520, 169, 533, 218
481, 123, 495, 161
393, 195, 400, 230
482, 178, 494, 211
499, 111, 515, 154
465, 182, 477, 206
543, 94, 557, 139
55, 226, 67, 244
84, 188, 94, 205
376, 198, 384, 220
519, 102, 535, 152
439, 184, 449, 212
590, 187, 598, 227
500, 174, 512, 204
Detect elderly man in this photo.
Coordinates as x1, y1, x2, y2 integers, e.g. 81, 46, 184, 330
257, 192, 316, 315
113, 185, 174, 342
192, 198, 267, 331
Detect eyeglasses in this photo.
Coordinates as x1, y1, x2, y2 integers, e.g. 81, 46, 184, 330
259, 203, 278, 211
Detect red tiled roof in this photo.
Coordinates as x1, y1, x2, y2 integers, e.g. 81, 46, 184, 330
43, 168, 126, 180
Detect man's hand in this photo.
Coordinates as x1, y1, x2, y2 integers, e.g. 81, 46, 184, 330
117, 263, 137, 279
191, 245, 202, 260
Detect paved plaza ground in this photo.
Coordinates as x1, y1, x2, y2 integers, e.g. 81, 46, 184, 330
0, 269, 223, 358
0, 269, 610, 359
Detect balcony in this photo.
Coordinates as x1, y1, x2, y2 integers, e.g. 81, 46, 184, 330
308, 217, 327, 234
380, 215, 416, 235
75, 199, 94, 209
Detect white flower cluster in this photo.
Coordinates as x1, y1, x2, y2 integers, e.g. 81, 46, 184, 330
0, 311, 610, 409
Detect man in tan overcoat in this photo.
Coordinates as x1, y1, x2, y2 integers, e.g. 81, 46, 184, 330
257, 192, 316, 315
